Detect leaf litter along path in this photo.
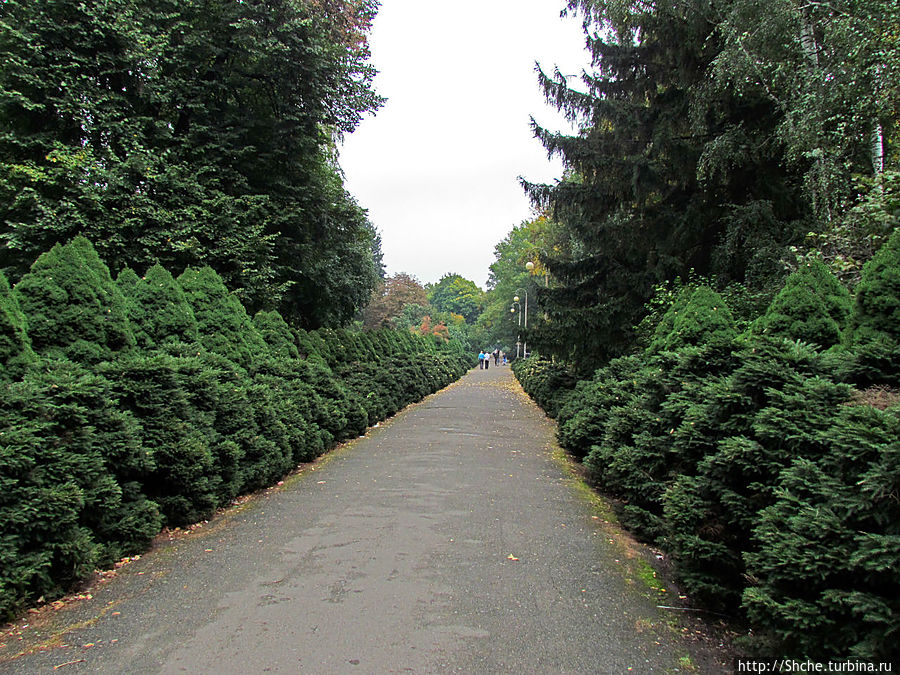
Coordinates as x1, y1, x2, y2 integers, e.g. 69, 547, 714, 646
1, 366, 731, 674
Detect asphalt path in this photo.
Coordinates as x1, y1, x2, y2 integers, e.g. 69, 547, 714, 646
1, 365, 727, 674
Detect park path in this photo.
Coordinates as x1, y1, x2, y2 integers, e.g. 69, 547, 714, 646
1, 365, 727, 674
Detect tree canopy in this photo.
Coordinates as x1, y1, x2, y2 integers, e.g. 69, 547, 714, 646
0, 0, 383, 327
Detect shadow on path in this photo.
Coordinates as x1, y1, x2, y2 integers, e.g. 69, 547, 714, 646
1, 365, 729, 674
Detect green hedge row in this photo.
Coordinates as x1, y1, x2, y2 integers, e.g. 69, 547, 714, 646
0, 237, 473, 620
514, 231, 900, 660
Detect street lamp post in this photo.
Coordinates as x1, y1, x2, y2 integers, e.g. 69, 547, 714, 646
514, 289, 528, 358
510, 304, 521, 358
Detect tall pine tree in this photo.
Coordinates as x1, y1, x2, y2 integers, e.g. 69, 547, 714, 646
527, 0, 807, 368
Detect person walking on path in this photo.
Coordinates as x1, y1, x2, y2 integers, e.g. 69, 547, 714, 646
483, 350, 490, 369
493, 349, 500, 366
478, 350, 485, 369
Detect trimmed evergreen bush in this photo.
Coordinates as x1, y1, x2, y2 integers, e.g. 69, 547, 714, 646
118, 264, 200, 349
742, 404, 899, 660
13, 237, 134, 363
178, 266, 268, 369
0, 360, 160, 619
0, 270, 36, 380
754, 260, 850, 348
662, 339, 852, 609
845, 228, 900, 384
511, 355, 577, 418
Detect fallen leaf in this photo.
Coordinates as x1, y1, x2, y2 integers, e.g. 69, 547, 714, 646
507, 554, 519, 561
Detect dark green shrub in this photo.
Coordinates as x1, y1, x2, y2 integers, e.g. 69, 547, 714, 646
106, 352, 220, 527
0, 271, 36, 380
742, 404, 900, 660
118, 264, 200, 349
557, 355, 645, 460
571, 342, 740, 542
651, 286, 736, 353
662, 339, 852, 609
512, 355, 578, 418
754, 260, 850, 348
253, 311, 300, 360
13, 237, 134, 363
845, 228, 900, 385
178, 266, 268, 369
0, 360, 160, 618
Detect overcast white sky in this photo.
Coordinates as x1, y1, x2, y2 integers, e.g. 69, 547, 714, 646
338, 0, 589, 289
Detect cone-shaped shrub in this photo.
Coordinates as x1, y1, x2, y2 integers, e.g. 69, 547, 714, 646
118, 265, 200, 349
253, 311, 300, 360
13, 237, 134, 363
742, 404, 900, 660
0, 271, 36, 380
107, 352, 219, 526
846, 228, 900, 384
662, 339, 851, 609
664, 286, 735, 351
177, 267, 268, 369
755, 260, 850, 348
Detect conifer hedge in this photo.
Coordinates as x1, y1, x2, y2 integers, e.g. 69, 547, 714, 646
514, 252, 900, 660
0, 237, 472, 620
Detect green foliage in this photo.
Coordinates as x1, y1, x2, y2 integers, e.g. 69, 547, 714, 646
253, 311, 300, 361
649, 286, 736, 353
427, 274, 483, 324
743, 405, 900, 660
178, 267, 269, 369
106, 352, 219, 527
510, 355, 578, 419
0, 360, 161, 619
0, 270, 35, 379
0, 0, 383, 326
118, 265, 200, 350
13, 237, 134, 363
845, 228, 900, 384
755, 260, 851, 348
527, 0, 805, 370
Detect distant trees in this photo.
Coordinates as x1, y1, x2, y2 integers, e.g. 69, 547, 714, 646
363, 273, 429, 329
0, 0, 384, 326
427, 274, 483, 324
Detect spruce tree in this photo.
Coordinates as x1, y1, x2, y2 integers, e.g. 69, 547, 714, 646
527, 0, 806, 368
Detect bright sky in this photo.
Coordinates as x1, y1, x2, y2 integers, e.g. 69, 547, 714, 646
338, 0, 589, 290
